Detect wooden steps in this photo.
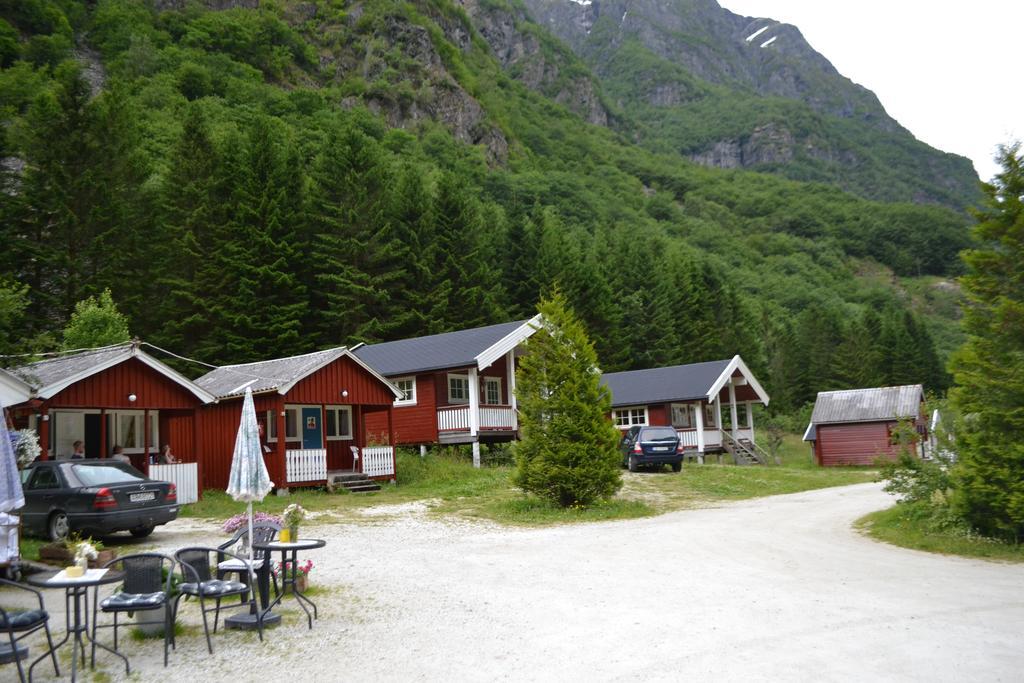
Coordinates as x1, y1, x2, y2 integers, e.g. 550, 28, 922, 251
326, 471, 381, 494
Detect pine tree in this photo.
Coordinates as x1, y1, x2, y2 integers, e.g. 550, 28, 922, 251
950, 144, 1024, 541
213, 117, 306, 361
513, 292, 623, 507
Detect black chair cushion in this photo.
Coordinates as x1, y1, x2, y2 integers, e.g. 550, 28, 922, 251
100, 592, 167, 611
0, 609, 47, 630
179, 580, 247, 597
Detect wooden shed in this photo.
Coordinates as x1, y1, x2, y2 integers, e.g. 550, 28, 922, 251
194, 348, 402, 491
803, 384, 927, 466
5, 343, 216, 502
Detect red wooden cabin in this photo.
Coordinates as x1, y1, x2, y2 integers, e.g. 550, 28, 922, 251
194, 348, 402, 491
601, 356, 772, 464
354, 317, 541, 466
803, 384, 927, 466
5, 343, 216, 501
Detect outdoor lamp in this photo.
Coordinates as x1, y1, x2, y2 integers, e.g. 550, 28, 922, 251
341, 390, 349, 398
128, 393, 137, 402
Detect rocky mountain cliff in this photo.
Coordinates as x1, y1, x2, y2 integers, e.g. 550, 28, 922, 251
519, 0, 979, 207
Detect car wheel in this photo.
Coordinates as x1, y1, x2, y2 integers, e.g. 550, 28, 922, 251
628, 456, 639, 473
671, 462, 682, 473
47, 511, 70, 542
130, 525, 155, 539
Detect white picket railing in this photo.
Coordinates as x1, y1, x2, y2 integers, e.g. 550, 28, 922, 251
480, 406, 516, 430
437, 406, 516, 432
703, 429, 723, 448
149, 463, 199, 504
286, 448, 327, 483
437, 406, 470, 432
361, 446, 395, 477
677, 430, 700, 449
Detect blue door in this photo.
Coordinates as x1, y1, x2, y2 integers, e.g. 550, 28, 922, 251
301, 407, 322, 449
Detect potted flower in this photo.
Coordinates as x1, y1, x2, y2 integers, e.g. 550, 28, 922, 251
67, 539, 98, 577
277, 559, 313, 593
39, 533, 116, 568
282, 503, 307, 541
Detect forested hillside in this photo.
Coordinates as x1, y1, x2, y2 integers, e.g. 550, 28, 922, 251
0, 0, 963, 416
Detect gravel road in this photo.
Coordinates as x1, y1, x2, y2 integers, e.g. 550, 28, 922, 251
14, 482, 1024, 681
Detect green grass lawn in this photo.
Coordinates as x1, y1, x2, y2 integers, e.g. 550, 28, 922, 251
176, 434, 874, 529
856, 503, 1024, 563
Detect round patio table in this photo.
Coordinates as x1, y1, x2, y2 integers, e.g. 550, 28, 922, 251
25, 568, 124, 683
252, 538, 326, 629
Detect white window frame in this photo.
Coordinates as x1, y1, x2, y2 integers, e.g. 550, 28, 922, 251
109, 410, 158, 455
447, 373, 469, 404
484, 377, 502, 405
613, 407, 648, 428
704, 404, 717, 429
267, 408, 299, 442
671, 403, 697, 429
393, 376, 417, 406
324, 405, 353, 441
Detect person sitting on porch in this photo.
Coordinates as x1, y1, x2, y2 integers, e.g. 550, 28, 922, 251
111, 445, 130, 464
159, 444, 178, 464
70, 440, 85, 459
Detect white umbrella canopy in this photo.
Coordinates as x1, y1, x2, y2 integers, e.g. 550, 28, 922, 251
0, 401, 25, 514
226, 388, 273, 565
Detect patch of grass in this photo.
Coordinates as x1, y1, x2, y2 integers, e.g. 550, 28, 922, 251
178, 437, 872, 529
130, 620, 189, 641
855, 503, 1024, 563
18, 536, 46, 562
474, 496, 656, 526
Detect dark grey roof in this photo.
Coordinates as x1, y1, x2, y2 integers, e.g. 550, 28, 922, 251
353, 321, 528, 376
601, 359, 732, 407
8, 344, 135, 392
195, 348, 349, 399
810, 385, 924, 425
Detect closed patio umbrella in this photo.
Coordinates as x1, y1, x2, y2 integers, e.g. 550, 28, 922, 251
226, 387, 274, 565
224, 387, 277, 629
0, 400, 24, 513
0, 400, 25, 570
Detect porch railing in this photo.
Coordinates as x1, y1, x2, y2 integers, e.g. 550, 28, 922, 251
149, 462, 199, 504
437, 406, 516, 432
361, 446, 395, 477
674, 429, 724, 451
286, 448, 327, 483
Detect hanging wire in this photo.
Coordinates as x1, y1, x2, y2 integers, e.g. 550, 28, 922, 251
0, 341, 130, 360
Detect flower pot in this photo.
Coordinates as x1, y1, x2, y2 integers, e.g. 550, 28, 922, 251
134, 608, 169, 637
39, 544, 117, 568
285, 574, 308, 594
288, 525, 298, 541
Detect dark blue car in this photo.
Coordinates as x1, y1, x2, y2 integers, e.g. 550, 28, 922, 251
19, 460, 179, 541
620, 425, 684, 472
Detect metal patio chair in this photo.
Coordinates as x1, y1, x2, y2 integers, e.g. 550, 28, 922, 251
0, 577, 60, 683
174, 547, 263, 654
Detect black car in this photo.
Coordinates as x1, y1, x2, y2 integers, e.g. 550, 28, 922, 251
620, 425, 684, 472
19, 460, 179, 541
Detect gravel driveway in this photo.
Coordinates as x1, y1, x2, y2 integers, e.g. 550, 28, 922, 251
14, 482, 1024, 681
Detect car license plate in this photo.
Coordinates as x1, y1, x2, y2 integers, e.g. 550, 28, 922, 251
654, 447, 669, 452
130, 492, 156, 502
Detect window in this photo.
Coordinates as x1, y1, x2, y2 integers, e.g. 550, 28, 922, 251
671, 403, 698, 429
72, 464, 145, 486
448, 374, 469, 403
267, 409, 298, 441
484, 377, 502, 405
704, 404, 717, 428
325, 406, 353, 440
613, 407, 648, 428
393, 377, 416, 406
110, 411, 157, 454
27, 467, 60, 490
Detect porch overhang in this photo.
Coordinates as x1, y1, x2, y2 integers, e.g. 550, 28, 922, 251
706, 355, 770, 406
475, 314, 542, 371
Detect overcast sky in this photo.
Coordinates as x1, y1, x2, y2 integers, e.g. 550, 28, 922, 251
718, 0, 1021, 183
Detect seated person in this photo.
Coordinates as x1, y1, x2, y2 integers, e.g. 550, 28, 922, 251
110, 445, 131, 464
159, 444, 178, 464
70, 440, 85, 459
